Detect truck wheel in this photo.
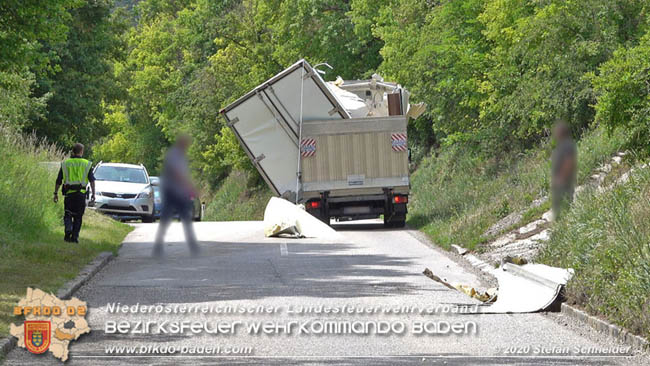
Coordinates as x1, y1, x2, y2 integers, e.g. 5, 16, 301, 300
308, 211, 329, 225
320, 215, 331, 226
384, 215, 406, 228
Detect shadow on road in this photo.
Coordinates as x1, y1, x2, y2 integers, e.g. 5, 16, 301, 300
77, 240, 440, 306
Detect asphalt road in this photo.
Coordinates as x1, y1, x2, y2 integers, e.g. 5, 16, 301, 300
5, 220, 648, 365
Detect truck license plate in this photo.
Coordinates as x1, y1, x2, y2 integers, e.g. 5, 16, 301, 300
343, 206, 371, 214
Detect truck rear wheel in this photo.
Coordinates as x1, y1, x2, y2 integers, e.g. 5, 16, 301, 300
384, 214, 406, 228
306, 210, 329, 225
318, 214, 330, 225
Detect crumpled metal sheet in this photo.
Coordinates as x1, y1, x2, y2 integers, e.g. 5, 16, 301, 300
264, 222, 302, 238
478, 263, 574, 314
427, 256, 574, 313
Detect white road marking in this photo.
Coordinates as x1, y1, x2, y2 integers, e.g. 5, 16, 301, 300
280, 242, 288, 256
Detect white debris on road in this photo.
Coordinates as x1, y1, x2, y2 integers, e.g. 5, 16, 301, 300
263, 197, 340, 239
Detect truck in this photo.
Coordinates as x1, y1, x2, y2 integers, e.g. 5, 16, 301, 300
220, 60, 422, 227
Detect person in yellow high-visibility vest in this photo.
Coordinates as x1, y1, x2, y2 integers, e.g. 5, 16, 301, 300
53, 143, 96, 243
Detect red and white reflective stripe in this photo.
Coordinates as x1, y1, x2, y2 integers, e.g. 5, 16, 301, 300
300, 138, 316, 157
391, 133, 407, 152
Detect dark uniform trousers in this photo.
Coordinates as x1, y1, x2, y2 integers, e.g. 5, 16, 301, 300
64, 192, 86, 241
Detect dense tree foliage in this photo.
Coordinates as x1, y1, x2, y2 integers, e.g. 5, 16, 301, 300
374, 0, 649, 153
93, 0, 384, 179
0, 71, 48, 129
1, 0, 124, 150
30, 0, 125, 147
594, 27, 650, 154
0, 0, 81, 73
1, 0, 649, 188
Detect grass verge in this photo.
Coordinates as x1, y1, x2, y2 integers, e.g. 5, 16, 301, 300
203, 170, 273, 221
538, 164, 650, 340
407, 126, 627, 250
0, 126, 132, 339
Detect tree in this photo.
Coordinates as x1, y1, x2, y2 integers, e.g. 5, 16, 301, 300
0, 0, 82, 73
271, 0, 383, 79
0, 71, 48, 129
478, 0, 646, 146
593, 29, 650, 153
374, 0, 490, 149
27, 0, 125, 147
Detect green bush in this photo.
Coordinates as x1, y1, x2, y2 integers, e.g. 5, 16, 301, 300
539, 165, 650, 339
203, 170, 273, 222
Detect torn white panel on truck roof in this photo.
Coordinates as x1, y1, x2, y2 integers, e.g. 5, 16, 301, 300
325, 82, 369, 118
331, 74, 411, 117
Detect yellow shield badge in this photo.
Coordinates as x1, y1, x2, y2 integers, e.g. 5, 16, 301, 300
25, 321, 51, 354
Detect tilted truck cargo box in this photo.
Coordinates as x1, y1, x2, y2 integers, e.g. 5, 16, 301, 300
221, 59, 412, 227
220, 59, 349, 197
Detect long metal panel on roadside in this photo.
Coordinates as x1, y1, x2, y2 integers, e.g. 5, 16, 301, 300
220, 59, 349, 196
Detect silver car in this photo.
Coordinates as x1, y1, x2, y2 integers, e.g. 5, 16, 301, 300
89, 162, 155, 222
149, 176, 203, 221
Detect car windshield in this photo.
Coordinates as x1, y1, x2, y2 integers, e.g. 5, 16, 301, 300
94, 166, 148, 184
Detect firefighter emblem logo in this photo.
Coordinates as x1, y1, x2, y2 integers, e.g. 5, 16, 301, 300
25, 321, 51, 354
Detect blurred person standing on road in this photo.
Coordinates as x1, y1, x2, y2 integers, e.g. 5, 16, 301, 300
152, 134, 200, 258
551, 121, 577, 220
53, 143, 95, 243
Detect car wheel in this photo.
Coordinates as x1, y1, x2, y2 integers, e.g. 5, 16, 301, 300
142, 215, 154, 223
192, 205, 203, 222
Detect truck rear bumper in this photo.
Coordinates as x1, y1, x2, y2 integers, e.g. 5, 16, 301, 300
302, 186, 409, 201
305, 189, 408, 227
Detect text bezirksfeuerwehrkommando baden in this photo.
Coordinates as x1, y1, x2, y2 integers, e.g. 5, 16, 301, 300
104, 303, 479, 336
105, 319, 478, 336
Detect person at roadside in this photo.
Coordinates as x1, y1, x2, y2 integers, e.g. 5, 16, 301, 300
152, 134, 200, 258
551, 121, 577, 220
53, 143, 95, 243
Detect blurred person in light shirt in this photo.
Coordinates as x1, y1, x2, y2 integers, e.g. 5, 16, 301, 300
551, 120, 577, 220
152, 134, 200, 258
